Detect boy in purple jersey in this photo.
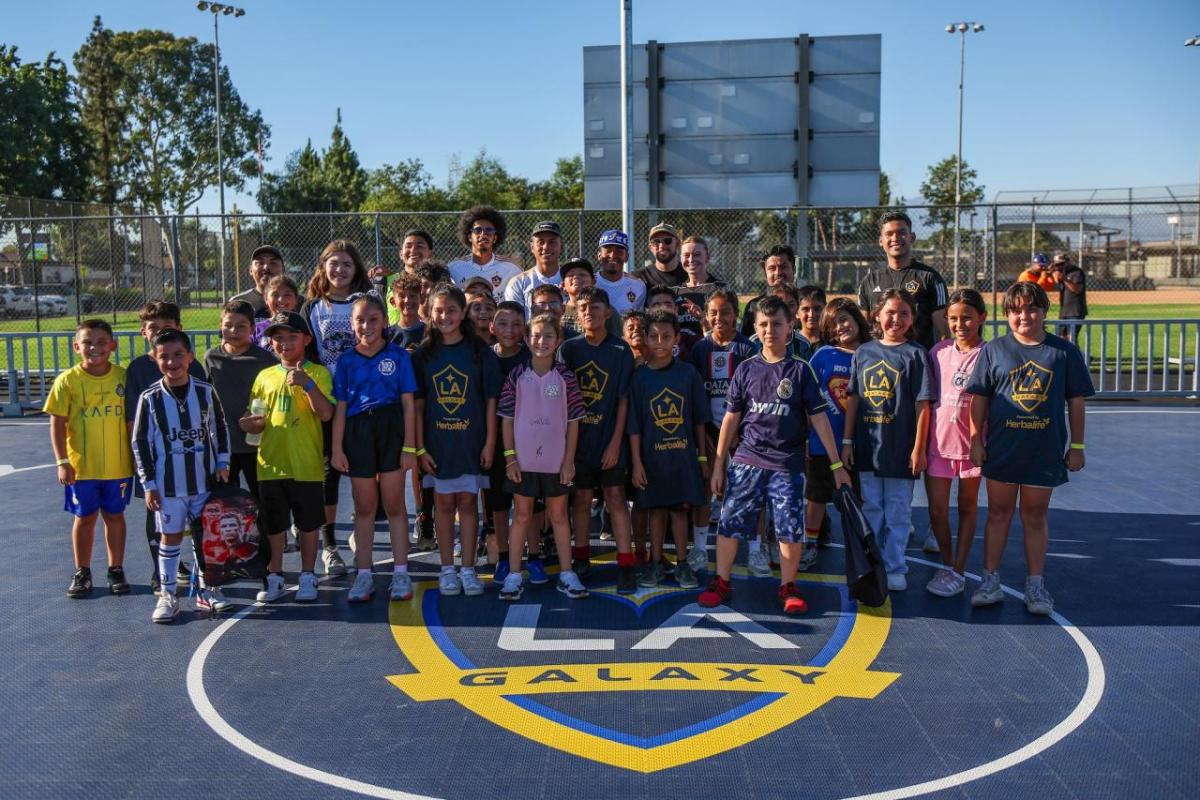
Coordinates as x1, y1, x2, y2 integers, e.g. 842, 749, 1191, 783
699, 297, 850, 615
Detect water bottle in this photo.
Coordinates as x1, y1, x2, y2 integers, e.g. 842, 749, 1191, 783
244, 398, 268, 446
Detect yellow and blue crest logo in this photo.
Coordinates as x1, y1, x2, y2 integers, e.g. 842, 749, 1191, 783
1009, 360, 1053, 413
433, 364, 469, 415
575, 360, 610, 405
650, 387, 685, 434
861, 359, 899, 409
386, 573, 899, 773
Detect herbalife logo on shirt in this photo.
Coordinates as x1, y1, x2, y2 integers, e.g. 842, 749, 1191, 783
861, 360, 899, 409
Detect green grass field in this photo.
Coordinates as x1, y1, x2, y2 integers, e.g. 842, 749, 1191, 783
1, 303, 1197, 380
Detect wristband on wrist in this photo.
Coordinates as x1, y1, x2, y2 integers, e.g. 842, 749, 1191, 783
415, 448, 426, 456
828, 460, 844, 471
841, 438, 853, 445
1069, 443, 1085, 451
697, 456, 708, 463
402, 446, 418, 455
503, 449, 516, 457
55, 457, 70, 466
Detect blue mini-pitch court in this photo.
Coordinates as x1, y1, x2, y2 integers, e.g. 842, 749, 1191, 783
2, 405, 1198, 799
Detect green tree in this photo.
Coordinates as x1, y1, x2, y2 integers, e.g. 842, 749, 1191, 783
529, 155, 584, 209
449, 149, 534, 209
321, 109, 367, 211
74, 22, 269, 217
0, 45, 91, 200
361, 158, 454, 212
258, 140, 327, 213
73, 17, 123, 205
919, 155, 985, 258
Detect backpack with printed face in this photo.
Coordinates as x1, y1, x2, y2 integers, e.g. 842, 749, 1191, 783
199, 483, 263, 585
833, 485, 888, 608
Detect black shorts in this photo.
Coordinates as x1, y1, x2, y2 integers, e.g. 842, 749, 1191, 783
259, 479, 325, 534
507, 471, 570, 499
573, 462, 626, 490
805, 455, 860, 504
343, 404, 405, 478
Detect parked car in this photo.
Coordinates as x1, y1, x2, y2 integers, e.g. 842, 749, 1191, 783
0, 286, 68, 318
38, 283, 96, 315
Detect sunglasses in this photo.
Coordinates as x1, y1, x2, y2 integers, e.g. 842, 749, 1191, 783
471, 226, 497, 235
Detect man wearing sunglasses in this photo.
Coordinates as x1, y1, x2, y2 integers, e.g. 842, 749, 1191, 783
448, 206, 522, 302
631, 222, 688, 289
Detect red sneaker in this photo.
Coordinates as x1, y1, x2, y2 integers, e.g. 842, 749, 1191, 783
698, 576, 732, 608
778, 582, 808, 615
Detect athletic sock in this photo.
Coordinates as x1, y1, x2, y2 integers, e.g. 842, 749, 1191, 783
394, 564, 408, 575
804, 528, 821, 545
1027, 574, 1044, 587
145, 514, 160, 570
571, 545, 590, 561
440, 565, 457, 575
496, 552, 509, 571
617, 552, 636, 567
694, 525, 710, 551
158, 544, 181, 595
321, 523, 337, 549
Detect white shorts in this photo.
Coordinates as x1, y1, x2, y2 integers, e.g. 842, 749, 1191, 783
155, 492, 210, 534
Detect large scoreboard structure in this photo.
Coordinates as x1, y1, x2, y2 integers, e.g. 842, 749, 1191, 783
583, 35, 881, 209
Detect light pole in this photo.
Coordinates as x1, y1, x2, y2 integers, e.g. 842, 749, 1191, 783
196, 1, 245, 301
1187, 37, 1199, 254
946, 21, 984, 289
620, 0, 634, 252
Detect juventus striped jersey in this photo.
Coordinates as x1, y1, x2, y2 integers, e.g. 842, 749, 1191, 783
132, 378, 231, 497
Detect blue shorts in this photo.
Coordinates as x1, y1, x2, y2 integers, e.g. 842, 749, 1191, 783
717, 462, 805, 543
64, 478, 133, 518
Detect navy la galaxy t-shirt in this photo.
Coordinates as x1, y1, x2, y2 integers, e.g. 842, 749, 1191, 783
559, 333, 635, 468
965, 333, 1094, 487
846, 339, 934, 478
412, 339, 501, 480
626, 359, 711, 508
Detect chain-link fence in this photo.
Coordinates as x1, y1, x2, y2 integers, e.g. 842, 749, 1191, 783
1, 197, 1198, 331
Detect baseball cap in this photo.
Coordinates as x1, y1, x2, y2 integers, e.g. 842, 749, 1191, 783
251, 244, 283, 262
598, 229, 629, 250
531, 221, 562, 237
560, 258, 595, 279
263, 311, 311, 337
1032, 252, 1049, 266
649, 222, 678, 240
1052, 251, 1069, 264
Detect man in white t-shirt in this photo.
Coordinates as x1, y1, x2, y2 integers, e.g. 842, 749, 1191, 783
504, 221, 564, 311
593, 229, 645, 315
447, 206, 522, 301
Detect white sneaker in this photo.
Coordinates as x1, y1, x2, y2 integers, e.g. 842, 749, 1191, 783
922, 531, 941, 554
971, 571, 1004, 607
461, 569, 485, 596
499, 572, 524, 601
926, 569, 965, 597
195, 586, 233, 612
152, 591, 180, 624
322, 546, 347, 578
295, 572, 319, 602
886, 573, 908, 592
390, 572, 413, 601
256, 573, 287, 603
686, 545, 708, 573
1024, 577, 1055, 616
348, 571, 374, 603
798, 544, 819, 572
748, 543, 772, 577
439, 569, 462, 596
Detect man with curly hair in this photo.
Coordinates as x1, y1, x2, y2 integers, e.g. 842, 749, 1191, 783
448, 206, 522, 301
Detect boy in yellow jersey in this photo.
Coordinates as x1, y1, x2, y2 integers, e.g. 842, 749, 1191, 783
241, 312, 335, 603
44, 319, 135, 598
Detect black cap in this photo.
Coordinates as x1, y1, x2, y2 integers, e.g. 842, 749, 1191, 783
560, 258, 594, 278
263, 311, 311, 337
531, 221, 562, 237
251, 244, 284, 262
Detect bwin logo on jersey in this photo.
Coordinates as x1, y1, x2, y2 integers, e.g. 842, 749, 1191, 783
386, 579, 899, 772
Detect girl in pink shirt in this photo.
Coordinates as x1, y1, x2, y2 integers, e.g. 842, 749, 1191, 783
497, 313, 586, 601
925, 288, 987, 598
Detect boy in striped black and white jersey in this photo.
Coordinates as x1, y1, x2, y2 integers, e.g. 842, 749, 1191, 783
132, 330, 231, 624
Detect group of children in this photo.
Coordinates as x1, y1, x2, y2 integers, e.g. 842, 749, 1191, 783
45, 228, 1093, 623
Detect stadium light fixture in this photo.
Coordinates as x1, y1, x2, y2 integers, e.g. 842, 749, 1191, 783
946, 21, 985, 290
1185, 36, 1199, 46
195, 1, 247, 300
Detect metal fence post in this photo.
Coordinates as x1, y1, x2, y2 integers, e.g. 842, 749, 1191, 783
577, 209, 585, 261
108, 208, 117, 324
990, 204, 999, 320
71, 207, 82, 326
374, 213, 382, 268
170, 216, 182, 307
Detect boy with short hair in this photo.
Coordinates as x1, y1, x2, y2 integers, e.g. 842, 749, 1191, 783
750, 285, 812, 362
124, 301, 208, 591
484, 301, 531, 579
645, 285, 699, 361
699, 297, 850, 614
797, 285, 827, 349
415, 261, 453, 318
627, 309, 711, 589
529, 283, 567, 324
132, 330, 231, 623
240, 312, 335, 604
966, 282, 1094, 615
559, 258, 597, 340
559, 287, 638, 592
45, 319, 135, 598
387, 272, 426, 350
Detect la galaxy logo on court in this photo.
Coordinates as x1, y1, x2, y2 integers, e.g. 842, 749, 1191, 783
384, 572, 899, 772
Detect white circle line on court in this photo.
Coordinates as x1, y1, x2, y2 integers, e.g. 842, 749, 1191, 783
187, 552, 1106, 800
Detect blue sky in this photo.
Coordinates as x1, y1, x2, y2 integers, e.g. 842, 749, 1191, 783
6, 0, 1200, 213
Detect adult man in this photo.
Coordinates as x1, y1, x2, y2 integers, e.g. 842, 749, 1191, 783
447, 206, 521, 301
229, 245, 285, 318
740, 245, 796, 336
369, 229, 435, 322
1017, 253, 1058, 293
1051, 251, 1087, 341
676, 236, 726, 337
631, 222, 687, 289
504, 221, 565, 310
594, 229, 646, 315
858, 211, 948, 349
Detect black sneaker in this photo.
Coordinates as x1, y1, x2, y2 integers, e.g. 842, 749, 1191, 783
176, 561, 191, 583
150, 571, 161, 594
571, 557, 592, 581
106, 566, 130, 595
67, 567, 92, 598
617, 565, 638, 595
818, 514, 833, 548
